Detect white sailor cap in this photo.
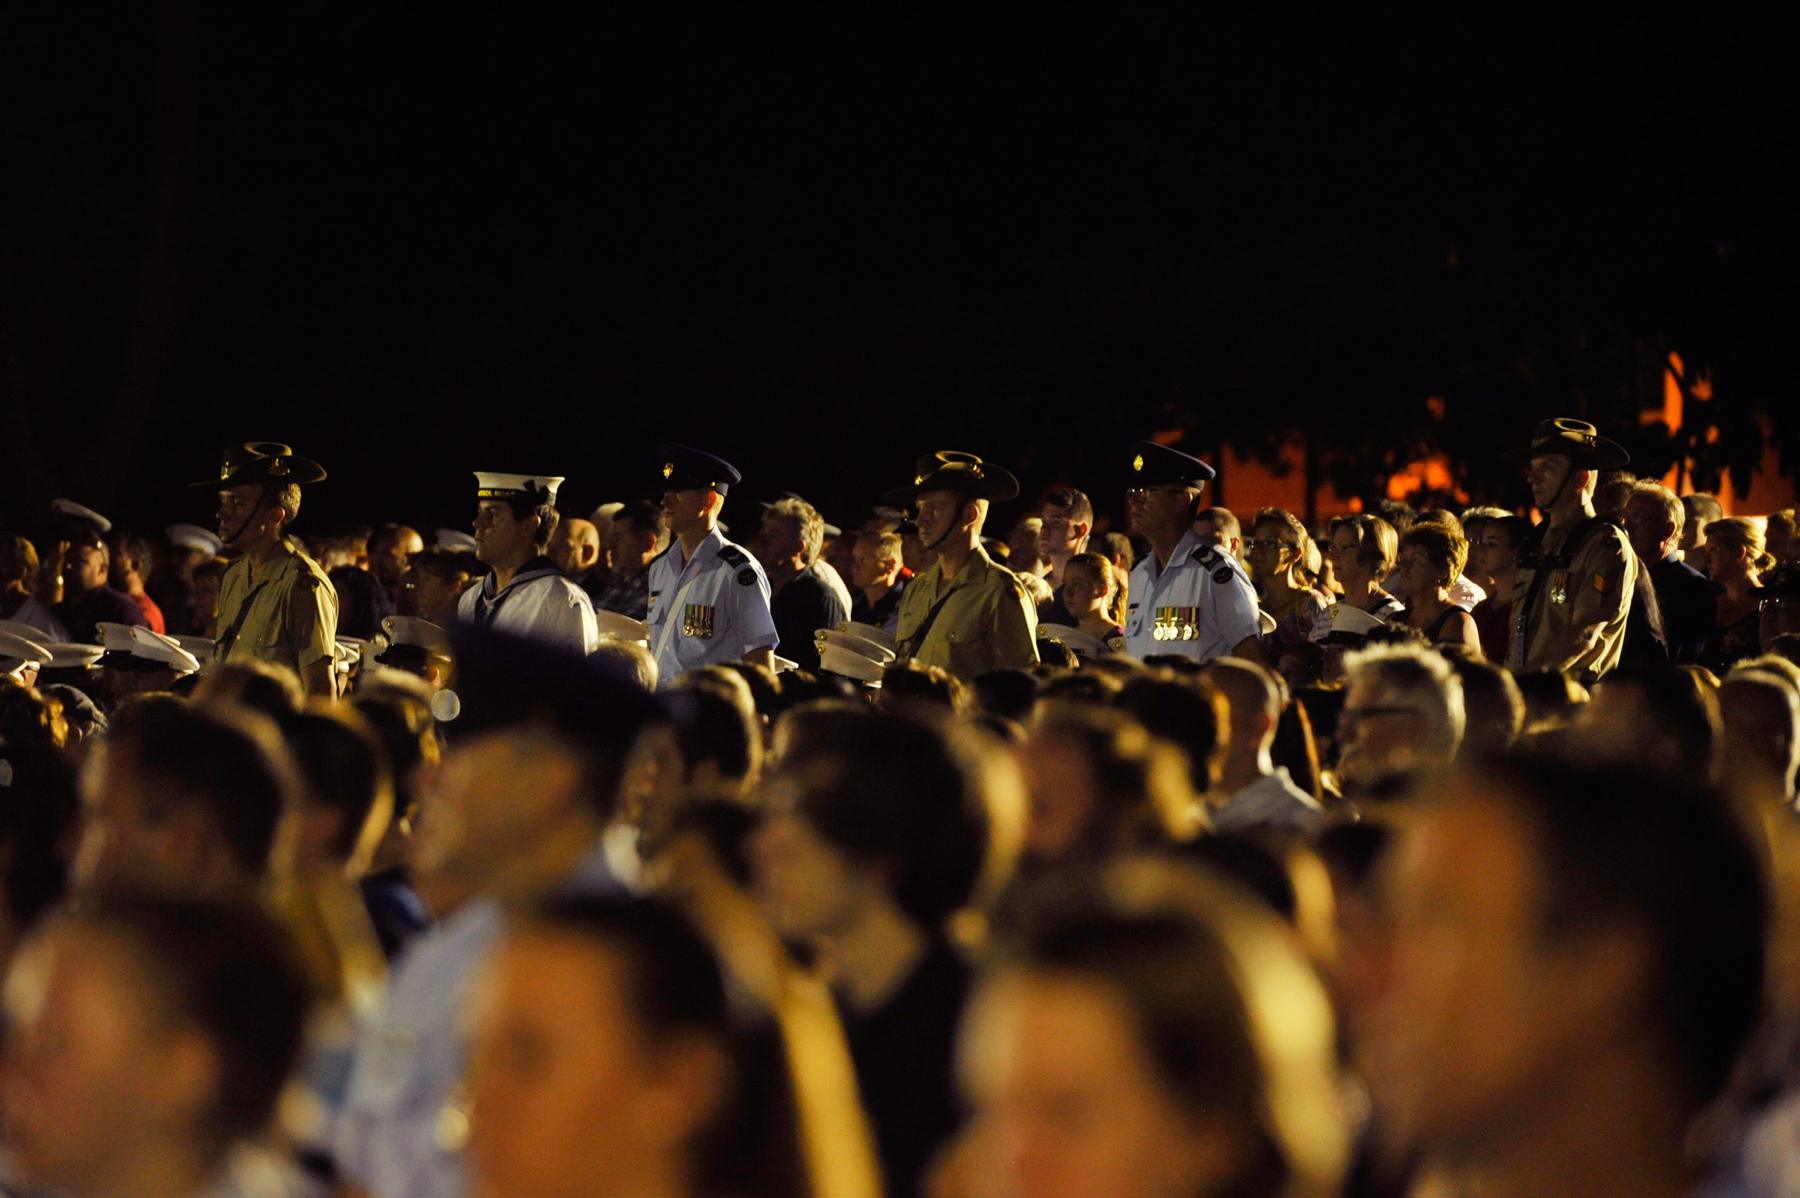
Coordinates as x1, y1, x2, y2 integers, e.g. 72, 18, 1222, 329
165, 523, 224, 555
1036, 623, 1115, 658
172, 635, 216, 666
96, 623, 200, 675
772, 655, 802, 675
0, 630, 53, 679
332, 638, 370, 673
474, 473, 565, 504
835, 620, 899, 656
375, 616, 452, 669
594, 609, 650, 644
1308, 603, 1389, 645
52, 498, 112, 542
816, 642, 888, 684
814, 629, 896, 684
435, 528, 479, 553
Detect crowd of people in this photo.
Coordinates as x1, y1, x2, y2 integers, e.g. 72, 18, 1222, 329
1, 417, 1799, 1198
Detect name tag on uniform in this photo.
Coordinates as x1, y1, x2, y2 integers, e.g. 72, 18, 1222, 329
683, 604, 715, 639
1153, 607, 1200, 641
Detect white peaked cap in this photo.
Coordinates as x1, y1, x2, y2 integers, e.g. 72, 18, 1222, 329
51, 498, 112, 533
97, 623, 201, 675
382, 616, 452, 654
1308, 603, 1389, 643
836, 620, 898, 655
435, 529, 479, 552
166, 523, 224, 555
593, 609, 650, 644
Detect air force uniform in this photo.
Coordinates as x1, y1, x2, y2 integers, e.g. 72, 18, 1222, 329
455, 473, 599, 655
1121, 441, 1263, 663
644, 445, 779, 687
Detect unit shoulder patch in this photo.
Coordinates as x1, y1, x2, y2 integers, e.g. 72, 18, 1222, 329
1213, 567, 1233, 585
737, 568, 757, 586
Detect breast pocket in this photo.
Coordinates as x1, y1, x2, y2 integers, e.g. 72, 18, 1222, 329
1126, 602, 1144, 637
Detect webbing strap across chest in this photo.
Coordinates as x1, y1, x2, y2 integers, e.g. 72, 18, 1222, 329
1509, 516, 1612, 670
215, 579, 271, 658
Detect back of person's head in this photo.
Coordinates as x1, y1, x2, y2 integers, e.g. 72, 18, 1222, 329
775, 709, 990, 930
1115, 674, 1228, 795
1202, 657, 1281, 747
876, 660, 969, 716
1510, 670, 1589, 734
0, 685, 67, 755
0, 734, 78, 938
974, 669, 1039, 725
1271, 699, 1323, 802
1450, 658, 1525, 758
1574, 662, 1719, 782
979, 858, 1345, 1198
1375, 499, 1417, 535
1718, 669, 1800, 794
98, 702, 290, 887
283, 707, 393, 868
1023, 702, 1198, 864
1195, 506, 1242, 539
1479, 756, 1765, 1104
533, 892, 728, 1041
1034, 669, 1120, 707
66, 893, 309, 1148
672, 668, 762, 790
592, 640, 658, 692
190, 661, 304, 723
711, 660, 780, 727
349, 691, 439, 817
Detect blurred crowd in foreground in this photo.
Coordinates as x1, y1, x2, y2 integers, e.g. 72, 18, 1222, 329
2, 417, 1800, 1198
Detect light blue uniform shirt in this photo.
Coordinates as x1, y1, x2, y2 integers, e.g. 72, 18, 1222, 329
644, 527, 779, 687
1123, 529, 1262, 663
332, 846, 624, 1198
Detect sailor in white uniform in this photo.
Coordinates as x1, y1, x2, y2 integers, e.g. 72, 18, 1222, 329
644, 444, 779, 687
1121, 440, 1269, 666
455, 472, 599, 654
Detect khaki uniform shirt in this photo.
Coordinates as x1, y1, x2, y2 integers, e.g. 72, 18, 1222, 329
895, 544, 1039, 679
216, 536, 339, 675
1510, 516, 1636, 682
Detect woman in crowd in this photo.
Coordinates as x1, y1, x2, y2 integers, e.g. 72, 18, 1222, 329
943, 857, 1346, 1198
1705, 517, 1776, 672
1467, 514, 1529, 665
1393, 524, 1480, 654
1248, 509, 1333, 685
1056, 551, 1126, 653
1325, 515, 1405, 620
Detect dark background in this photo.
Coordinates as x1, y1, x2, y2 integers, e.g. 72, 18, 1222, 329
2, 11, 1792, 543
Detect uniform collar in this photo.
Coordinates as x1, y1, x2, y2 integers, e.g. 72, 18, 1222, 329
1141, 529, 1209, 578
675, 527, 728, 571
485, 555, 562, 598
939, 543, 997, 593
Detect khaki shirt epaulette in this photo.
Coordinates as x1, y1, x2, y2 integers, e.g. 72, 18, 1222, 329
216, 537, 340, 675
1512, 518, 1636, 682
895, 544, 1040, 680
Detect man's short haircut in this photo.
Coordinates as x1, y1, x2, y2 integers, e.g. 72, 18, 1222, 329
1195, 507, 1241, 539
283, 708, 392, 864
103, 703, 291, 882
856, 528, 903, 565
1684, 492, 1725, 531
672, 668, 762, 783
1592, 663, 1720, 781
371, 523, 419, 552
413, 546, 473, 585
1203, 657, 1282, 726
764, 497, 825, 566
1398, 524, 1469, 589
1042, 487, 1094, 528
877, 660, 971, 715
1342, 642, 1465, 758
1100, 531, 1136, 573
272, 483, 303, 528
1631, 482, 1686, 542
592, 640, 658, 691
532, 893, 729, 1044
0, 535, 38, 587
778, 709, 989, 928
1480, 756, 1765, 1103
1447, 657, 1524, 757
617, 499, 670, 548
190, 660, 305, 723
1328, 514, 1399, 579
1720, 670, 1800, 784
109, 531, 154, 573
73, 893, 310, 1148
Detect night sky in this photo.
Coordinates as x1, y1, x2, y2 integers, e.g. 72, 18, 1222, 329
2, 12, 1791, 542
